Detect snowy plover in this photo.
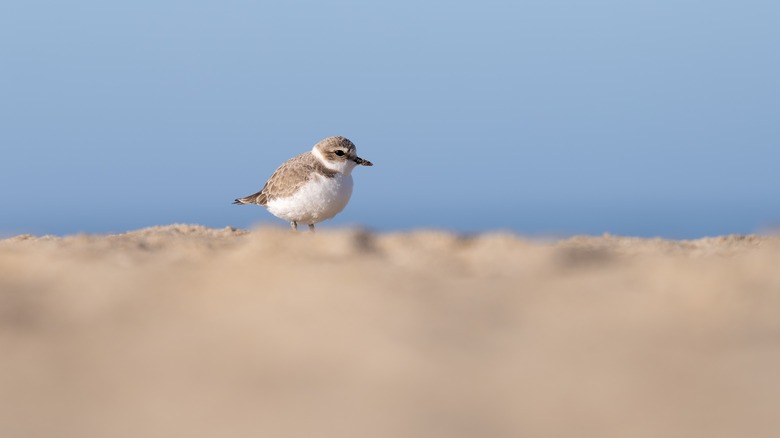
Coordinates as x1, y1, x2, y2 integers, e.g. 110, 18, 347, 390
233, 136, 373, 231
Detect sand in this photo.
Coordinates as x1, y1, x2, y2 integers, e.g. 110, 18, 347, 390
1, 224, 779, 438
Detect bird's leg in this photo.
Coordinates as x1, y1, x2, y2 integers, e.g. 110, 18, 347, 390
308, 224, 315, 232
290, 221, 298, 231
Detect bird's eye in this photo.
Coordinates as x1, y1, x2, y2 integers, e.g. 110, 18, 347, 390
335, 150, 345, 156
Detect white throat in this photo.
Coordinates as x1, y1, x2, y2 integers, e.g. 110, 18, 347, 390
312, 147, 357, 175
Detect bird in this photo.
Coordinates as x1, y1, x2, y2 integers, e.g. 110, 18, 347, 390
233, 136, 373, 231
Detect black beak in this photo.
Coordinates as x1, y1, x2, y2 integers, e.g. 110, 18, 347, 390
353, 156, 373, 166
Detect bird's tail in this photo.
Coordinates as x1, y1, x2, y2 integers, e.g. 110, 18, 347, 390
233, 190, 267, 206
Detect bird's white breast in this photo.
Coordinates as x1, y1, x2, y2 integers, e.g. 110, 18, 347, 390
266, 173, 354, 225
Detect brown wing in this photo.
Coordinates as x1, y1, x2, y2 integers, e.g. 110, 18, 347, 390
233, 152, 338, 206
239, 153, 315, 206
262, 152, 325, 202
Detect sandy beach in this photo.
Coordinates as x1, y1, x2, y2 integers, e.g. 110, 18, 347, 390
1, 225, 779, 438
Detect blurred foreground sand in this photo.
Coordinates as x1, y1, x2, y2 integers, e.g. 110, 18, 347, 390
1, 225, 779, 438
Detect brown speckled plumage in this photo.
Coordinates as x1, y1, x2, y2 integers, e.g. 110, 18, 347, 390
233, 152, 338, 206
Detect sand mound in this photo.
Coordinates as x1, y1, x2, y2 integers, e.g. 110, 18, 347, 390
2, 225, 779, 438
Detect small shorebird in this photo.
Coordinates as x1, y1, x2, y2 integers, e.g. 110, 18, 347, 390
233, 136, 373, 231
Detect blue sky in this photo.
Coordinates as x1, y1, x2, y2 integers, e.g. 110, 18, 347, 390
1, 0, 778, 237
